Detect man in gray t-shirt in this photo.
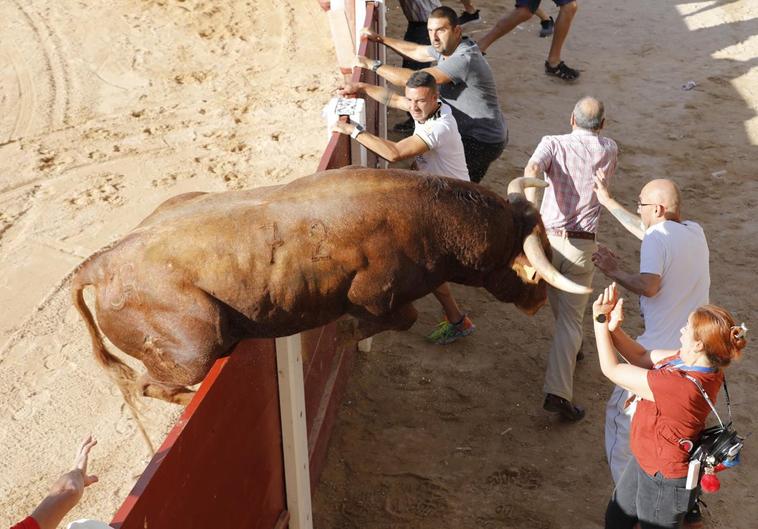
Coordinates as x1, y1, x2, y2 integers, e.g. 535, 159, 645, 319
357, 5, 507, 183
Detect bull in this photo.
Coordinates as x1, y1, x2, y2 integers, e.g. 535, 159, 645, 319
72, 167, 589, 407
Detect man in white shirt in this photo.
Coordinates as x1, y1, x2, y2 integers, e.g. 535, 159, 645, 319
592, 175, 710, 498
333, 71, 474, 344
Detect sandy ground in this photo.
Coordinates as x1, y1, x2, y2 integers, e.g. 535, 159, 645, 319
1, 0, 757, 528
0, 0, 338, 524
312, 1, 758, 528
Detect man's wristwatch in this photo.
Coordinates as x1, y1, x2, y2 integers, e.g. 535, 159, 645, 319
350, 123, 365, 139
594, 313, 607, 324
371, 59, 383, 72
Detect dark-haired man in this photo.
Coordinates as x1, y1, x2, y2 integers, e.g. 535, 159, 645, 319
333, 71, 475, 344
356, 6, 507, 183
524, 96, 618, 422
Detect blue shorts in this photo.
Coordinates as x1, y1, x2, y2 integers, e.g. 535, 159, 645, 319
515, 0, 576, 13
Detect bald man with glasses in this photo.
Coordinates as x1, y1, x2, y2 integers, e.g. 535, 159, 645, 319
591, 175, 711, 526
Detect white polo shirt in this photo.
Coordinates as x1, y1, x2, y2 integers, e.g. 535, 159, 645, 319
413, 103, 470, 181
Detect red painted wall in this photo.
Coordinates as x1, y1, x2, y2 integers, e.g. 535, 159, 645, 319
111, 340, 287, 529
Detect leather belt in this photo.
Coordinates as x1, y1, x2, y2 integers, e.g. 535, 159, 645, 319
546, 228, 596, 240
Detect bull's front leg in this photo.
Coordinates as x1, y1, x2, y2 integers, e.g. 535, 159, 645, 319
342, 303, 419, 343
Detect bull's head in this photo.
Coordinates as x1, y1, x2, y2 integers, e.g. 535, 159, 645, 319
485, 177, 591, 315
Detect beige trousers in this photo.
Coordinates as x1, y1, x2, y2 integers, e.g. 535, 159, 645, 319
543, 235, 596, 401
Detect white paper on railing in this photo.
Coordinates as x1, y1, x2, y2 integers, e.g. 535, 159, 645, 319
322, 96, 366, 139
67, 520, 112, 529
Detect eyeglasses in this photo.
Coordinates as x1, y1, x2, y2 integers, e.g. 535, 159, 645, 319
636, 201, 658, 208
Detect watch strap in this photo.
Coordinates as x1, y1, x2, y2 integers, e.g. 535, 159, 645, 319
350, 123, 365, 139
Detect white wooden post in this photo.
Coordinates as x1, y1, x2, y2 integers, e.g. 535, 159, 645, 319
276, 334, 313, 529
375, 0, 387, 167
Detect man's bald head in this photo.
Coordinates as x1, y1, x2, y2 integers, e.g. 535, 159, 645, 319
572, 97, 605, 131
640, 179, 682, 220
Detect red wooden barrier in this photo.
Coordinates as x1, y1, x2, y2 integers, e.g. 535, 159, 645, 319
111, 340, 287, 529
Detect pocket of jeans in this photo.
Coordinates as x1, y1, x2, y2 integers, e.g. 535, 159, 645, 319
674, 486, 695, 513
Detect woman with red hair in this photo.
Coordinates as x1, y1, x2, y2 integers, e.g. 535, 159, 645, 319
592, 283, 747, 529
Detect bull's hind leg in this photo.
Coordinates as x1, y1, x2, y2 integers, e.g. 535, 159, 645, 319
136, 372, 196, 406
97, 283, 237, 405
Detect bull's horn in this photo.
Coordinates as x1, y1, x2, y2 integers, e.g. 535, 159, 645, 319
523, 232, 592, 294
507, 176, 548, 195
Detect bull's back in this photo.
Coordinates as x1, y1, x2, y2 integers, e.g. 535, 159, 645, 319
89, 168, 509, 331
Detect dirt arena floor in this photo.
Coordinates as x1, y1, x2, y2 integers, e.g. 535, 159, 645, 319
1, 0, 756, 527
312, 1, 758, 528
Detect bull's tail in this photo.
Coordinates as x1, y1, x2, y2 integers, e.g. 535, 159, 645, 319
71, 262, 155, 453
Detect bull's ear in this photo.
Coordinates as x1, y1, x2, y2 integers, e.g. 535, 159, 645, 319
511, 254, 540, 285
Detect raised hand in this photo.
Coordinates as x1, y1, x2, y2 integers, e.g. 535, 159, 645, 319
592, 244, 619, 276
593, 168, 611, 205
336, 81, 363, 96
593, 282, 620, 321
360, 27, 383, 43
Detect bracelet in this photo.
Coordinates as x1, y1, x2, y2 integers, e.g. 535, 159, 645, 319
371, 59, 383, 72
350, 123, 365, 139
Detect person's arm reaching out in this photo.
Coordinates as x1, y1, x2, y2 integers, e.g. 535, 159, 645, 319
30, 436, 99, 529
361, 28, 434, 63
331, 121, 428, 162
594, 169, 644, 240
337, 82, 409, 111
593, 284, 655, 401
592, 245, 662, 298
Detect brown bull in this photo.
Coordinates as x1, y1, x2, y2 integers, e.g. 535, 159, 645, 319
72, 167, 588, 406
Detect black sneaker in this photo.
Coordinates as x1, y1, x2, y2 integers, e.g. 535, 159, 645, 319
392, 116, 415, 133
540, 16, 554, 38
459, 10, 480, 25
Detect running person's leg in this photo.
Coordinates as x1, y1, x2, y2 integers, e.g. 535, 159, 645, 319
545, 0, 580, 80
476, 1, 538, 53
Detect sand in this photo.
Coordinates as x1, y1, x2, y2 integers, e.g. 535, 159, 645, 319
312, 1, 758, 528
0, 0, 338, 523
1, 0, 757, 527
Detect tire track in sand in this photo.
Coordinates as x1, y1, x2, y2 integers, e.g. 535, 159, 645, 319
8, 0, 73, 136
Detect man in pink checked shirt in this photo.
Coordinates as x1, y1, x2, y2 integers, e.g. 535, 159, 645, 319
523, 96, 618, 422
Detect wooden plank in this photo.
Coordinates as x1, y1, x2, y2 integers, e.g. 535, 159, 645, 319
276, 335, 314, 529
327, 9, 355, 74
307, 334, 356, 489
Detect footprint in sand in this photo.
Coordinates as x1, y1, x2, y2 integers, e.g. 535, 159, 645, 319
64, 172, 125, 209
11, 388, 52, 422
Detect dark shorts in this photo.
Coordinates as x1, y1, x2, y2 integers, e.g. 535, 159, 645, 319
461, 132, 508, 184
515, 0, 576, 13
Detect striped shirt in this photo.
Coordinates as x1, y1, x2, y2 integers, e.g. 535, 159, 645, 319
528, 128, 618, 233
397, 0, 441, 23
